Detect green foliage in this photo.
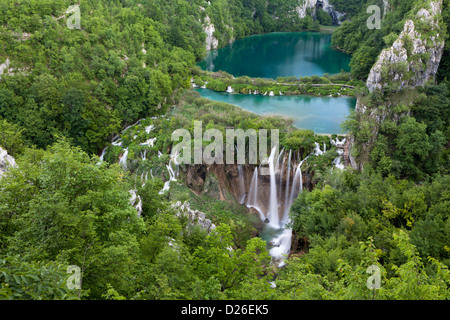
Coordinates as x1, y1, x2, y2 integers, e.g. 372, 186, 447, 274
0, 255, 77, 300
0, 119, 25, 156
316, 10, 333, 26
192, 224, 271, 295
194, 70, 362, 97
331, 0, 428, 79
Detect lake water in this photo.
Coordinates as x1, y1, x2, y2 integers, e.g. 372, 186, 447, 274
195, 88, 355, 134
196, 32, 354, 134
198, 32, 351, 79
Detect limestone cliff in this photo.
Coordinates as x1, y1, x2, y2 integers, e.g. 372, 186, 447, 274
0, 147, 16, 178
366, 0, 445, 92
203, 15, 219, 51
349, 0, 445, 169
296, 0, 344, 25
296, 0, 318, 18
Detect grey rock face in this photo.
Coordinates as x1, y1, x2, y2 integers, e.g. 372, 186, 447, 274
0, 147, 16, 178
366, 0, 444, 93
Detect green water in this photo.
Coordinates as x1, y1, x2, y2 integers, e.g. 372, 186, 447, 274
196, 32, 355, 133
198, 32, 351, 79
195, 88, 355, 134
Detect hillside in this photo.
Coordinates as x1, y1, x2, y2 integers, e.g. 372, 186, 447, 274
0, 0, 448, 301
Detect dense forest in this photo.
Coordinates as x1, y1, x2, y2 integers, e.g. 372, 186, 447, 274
0, 0, 449, 300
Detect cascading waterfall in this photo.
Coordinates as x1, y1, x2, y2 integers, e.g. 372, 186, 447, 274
159, 151, 180, 195
314, 142, 324, 155
237, 164, 246, 204
267, 147, 279, 229
246, 168, 265, 221
246, 168, 258, 206
283, 150, 292, 216
242, 138, 339, 267
278, 149, 286, 189
119, 148, 129, 170
320, 0, 344, 25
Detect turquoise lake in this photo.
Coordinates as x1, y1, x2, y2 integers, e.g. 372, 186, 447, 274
198, 32, 351, 79
196, 32, 355, 134
195, 88, 355, 134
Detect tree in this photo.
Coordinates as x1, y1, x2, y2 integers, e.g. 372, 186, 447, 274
0, 119, 24, 156
0, 255, 77, 300
0, 139, 145, 299
192, 224, 271, 293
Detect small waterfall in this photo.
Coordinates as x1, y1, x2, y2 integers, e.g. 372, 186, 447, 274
246, 168, 258, 207
159, 155, 178, 195
333, 149, 345, 170
237, 164, 246, 204
269, 227, 293, 268
99, 147, 107, 162
320, 0, 344, 25
283, 150, 292, 216
288, 163, 302, 209
278, 149, 286, 189
135, 195, 142, 217
314, 142, 324, 155
331, 137, 346, 147
119, 148, 129, 170
226, 86, 234, 93
141, 149, 147, 161
267, 147, 279, 229
246, 168, 265, 221
129, 190, 142, 217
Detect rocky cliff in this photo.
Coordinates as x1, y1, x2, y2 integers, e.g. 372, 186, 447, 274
0, 147, 16, 178
296, 0, 344, 25
350, 0, 445, 169
296, 0, 318, 18
203, 15, 219, 51
366, 0, 445, 92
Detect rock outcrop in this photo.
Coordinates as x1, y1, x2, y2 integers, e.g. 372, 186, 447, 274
296, 0, 318, 18
0, 147, 16, 178
203, 16, 219, 51
173, 201, 216, 233
366, 0, 444, 92
350, 0, 445, 170
296, 0, 344, 25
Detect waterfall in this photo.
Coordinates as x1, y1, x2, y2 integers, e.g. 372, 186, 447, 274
159, 159, 177, 195
288, 163, 302, 209
314, 142, 324, 155
246, 168, 265, 221
237, 164, 246, 204
119, 148, 129, 170
269, 227, 293, 268
267, 147, 279, 229
320, 0, 344, 25
278, 149, 286, 189
283, 150, 292, 216
287, 157, 308, 216
246, 168, 258, 207
99, 147, 107, 162
226, 86, 234, 93
135, 195, 142, 216
333, 149, 345, 170
141, 149, 147, 161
